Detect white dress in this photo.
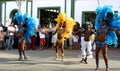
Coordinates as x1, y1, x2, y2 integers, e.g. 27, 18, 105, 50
50, 27, 57, 46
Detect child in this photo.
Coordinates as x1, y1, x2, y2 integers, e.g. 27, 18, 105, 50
39, 25, 46, 50
72, 34, 79, 49
50, 22, 57, 49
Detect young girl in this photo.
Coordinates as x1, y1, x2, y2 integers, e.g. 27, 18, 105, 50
39, 25, 46, 50
72, 34, 79, 49
72, 22, 81, 49
50, 22, 57, 49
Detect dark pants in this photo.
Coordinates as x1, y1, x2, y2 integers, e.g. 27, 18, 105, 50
118, 36, 120, 48
0, 40, 5, 50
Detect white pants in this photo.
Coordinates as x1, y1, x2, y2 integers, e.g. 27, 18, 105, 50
81, 36, 93, 58
72, 35, 79, 42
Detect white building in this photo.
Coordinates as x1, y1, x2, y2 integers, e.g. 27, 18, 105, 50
0, 0, 120, 27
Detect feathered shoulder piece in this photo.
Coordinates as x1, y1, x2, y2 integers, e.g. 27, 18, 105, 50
55, 13, 75, 38
14, 12, 38, 43
95, 5, 120, 45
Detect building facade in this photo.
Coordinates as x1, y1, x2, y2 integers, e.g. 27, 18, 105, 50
0, 0, 120, 26
0, 2, 2, 23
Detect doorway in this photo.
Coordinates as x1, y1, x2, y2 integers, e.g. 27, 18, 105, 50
37, 7, 60, 26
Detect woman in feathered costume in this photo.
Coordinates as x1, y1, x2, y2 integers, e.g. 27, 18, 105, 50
14, 12, 38, 61
95, 5, 120, 71
54, 13, 75, 61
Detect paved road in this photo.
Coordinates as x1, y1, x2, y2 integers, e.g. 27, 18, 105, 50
0, 48, 120, 71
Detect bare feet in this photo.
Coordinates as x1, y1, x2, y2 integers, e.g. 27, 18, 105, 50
40, 48, 43, 51
18, 57, 23, 61
24, 57, 28, 61
55, 56, 59, 60
106, 67, 109, 71
70, 46, 72, 50
55, 57, 58, 60
95, 67, 99, 71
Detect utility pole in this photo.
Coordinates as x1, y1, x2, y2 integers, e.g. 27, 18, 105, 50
15, 0, 25, 12
98, 0, 100, 6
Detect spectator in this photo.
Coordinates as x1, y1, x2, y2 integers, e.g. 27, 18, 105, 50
6, 22, 16, 50
71, 22, 81, 49
17, 23, 27, 61
0, 23, 4, 50
39, 25, 47, 50
50, 21, 57, 49
80, 24, 95, 64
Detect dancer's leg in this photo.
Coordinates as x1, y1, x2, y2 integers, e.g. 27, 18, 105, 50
18, 43, 22, 60
61, 41, 64, 62
55, 42, 59, 60
102, 44, 109, 71
95, 45, 101, 71
21, 40, 27, 61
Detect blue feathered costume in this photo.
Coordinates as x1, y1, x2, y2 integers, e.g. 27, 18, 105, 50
95, 5, 120, 45
14, 12, 38, 43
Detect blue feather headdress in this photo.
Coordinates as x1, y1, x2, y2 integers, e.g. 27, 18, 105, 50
95, 5, 120, 45
14, 12, 38, 43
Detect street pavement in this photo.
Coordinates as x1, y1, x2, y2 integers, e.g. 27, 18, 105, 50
0, 48, 120, 71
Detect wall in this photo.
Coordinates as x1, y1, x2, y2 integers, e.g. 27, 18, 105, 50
66, 0, 71, 18
32, 0, 65, 20
0, 2, 2, 23
2, 0, 120, 26
3, 1, 26, 26
74, 0, 120, 26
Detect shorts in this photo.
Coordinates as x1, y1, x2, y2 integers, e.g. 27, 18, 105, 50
40, 38, 46, 46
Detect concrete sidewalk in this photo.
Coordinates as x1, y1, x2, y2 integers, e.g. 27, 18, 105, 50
0, 48, 120, 71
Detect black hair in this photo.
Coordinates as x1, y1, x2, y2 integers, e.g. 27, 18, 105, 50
51, 21, 57, 25
3, 26, 7, 32
106, 12, 113, 24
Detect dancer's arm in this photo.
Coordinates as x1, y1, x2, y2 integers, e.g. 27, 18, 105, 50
52, 29, 57, 35
109, 27, 118, 32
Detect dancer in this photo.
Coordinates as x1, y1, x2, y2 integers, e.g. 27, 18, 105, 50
14, 12, 38, 61
95, 5, 120, 71
17, 23, 27, 61
54, 13, 75, 61
55, 21, 66, 61
80, 24, 95, 64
